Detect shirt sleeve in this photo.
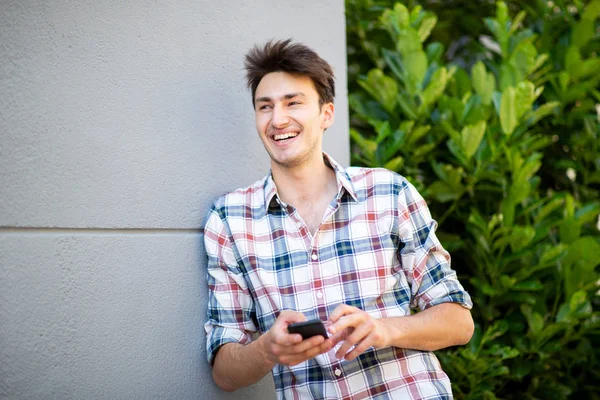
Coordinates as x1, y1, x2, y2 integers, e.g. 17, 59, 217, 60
203, 205, 257, 365
396, 179, 473, 311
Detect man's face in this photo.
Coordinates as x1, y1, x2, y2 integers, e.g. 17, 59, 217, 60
254, 72, 334, 169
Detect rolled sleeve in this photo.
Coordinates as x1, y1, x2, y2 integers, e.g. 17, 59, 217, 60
203, 206, 257, 364
397, 180, 473, 311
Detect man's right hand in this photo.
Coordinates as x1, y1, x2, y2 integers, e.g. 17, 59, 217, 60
259, 310, 332, 366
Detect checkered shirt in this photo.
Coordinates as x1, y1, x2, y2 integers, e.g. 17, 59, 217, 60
204, 153, 473, 399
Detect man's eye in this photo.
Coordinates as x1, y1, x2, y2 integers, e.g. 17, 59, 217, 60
259, 105, 272, 110
288, 101, 301, 106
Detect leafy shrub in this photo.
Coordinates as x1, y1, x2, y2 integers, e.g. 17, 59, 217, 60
346, 1, 600, 398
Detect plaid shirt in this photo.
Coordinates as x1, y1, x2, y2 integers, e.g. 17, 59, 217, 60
204, 153, 472, 400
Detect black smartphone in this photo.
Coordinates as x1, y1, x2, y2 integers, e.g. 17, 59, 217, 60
287, 319, 328, 340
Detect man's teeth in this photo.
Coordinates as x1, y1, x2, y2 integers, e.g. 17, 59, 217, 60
274, 132, 299, 141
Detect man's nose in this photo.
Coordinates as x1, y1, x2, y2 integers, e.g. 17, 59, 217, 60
271, 105, 290, 128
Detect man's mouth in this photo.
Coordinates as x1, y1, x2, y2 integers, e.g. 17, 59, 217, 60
272, 132, 299, 142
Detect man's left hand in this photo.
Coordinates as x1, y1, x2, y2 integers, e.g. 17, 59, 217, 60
327, 304, 391, 361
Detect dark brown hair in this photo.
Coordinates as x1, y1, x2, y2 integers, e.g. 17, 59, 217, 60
244, 39, 336, 108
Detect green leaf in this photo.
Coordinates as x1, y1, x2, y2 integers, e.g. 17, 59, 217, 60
417, 14, 437, 42
427, 181, 460, 202
471, 62, 487, 99
380, 3, 410, 36
501, 197, 515, 227
527, 101, 559, 125
569, 290, 589, 313
513, 280, 543, 291
563, 236, 600, 270
350, 129, 377, 160
582, 0, 600, 20
382, 48, 405, 82
565, 46, 581, 77
571, 58, 600, 81
509, 10, 527, 35
571, 19, 595, 48
492, 91, 502, 115
488, 344, 520, 360
514, 81, 536, 120
521, 305, 544, 336
348, 94, 389, 121
535, 196, 565, 224
500, 86, 517, 136
396, 93, 418, 120
539, 243, 567, 265
406, 125, 431, 146
509, 225, 536, 252
425, 42, 444, 64
575, 202, 600, 225
372, 120, 392, 144
358, 69, 398, 113
396, 29, 423, 55
471, 66, 496, 106
403, 50, 428, 89
383, 156, 404, 172
514, 153, 542, 187
449, 67, 472, 98
499, 64, 516, 90
420, 67, 448, 109
461, 120, 487, 160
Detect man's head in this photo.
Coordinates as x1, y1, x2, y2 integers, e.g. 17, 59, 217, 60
243, 40, 337, 169
244, 39, 336, 108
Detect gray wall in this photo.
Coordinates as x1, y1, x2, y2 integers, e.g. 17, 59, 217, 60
0, 1, 349, 399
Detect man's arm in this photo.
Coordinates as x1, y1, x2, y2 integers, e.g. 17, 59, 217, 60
212, 310, 332, 392
327, 302, 474, 361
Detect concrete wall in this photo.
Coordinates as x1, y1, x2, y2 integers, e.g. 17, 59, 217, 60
0, 1, 349, 398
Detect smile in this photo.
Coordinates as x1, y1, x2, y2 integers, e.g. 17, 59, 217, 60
272, 132, 299, 142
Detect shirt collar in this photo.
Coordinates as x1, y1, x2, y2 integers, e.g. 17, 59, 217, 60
263, 152, 359, 209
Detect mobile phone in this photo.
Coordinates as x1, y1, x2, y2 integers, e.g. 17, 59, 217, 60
287, 319, 328, 340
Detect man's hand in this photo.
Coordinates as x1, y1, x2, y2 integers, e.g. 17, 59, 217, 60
327, 304, 391, 361
327, 303, 474, 362
259, 310, 332, 366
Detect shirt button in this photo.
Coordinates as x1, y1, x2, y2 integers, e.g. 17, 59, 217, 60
316, 291, 323, 299
334, 368, 342, 377
311, 253, 318, 261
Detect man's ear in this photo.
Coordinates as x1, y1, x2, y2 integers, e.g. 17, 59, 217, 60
320, 102, 335, 130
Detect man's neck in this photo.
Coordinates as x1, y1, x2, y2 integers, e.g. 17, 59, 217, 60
271, 153, 337, 206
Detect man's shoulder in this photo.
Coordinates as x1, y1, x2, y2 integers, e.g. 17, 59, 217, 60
210, 176, 268, 214
343, 165, 411, 197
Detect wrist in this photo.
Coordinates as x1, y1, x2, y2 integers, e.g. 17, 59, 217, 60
256, 331, 277, 367
378, 317, 400, 349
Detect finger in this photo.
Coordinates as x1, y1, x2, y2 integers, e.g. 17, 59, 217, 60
344, 333, 376, 361
329, 312, 365, 335
302, 339, 332, 359
271, 328, 303, 346
290, 334, 325, 353
335, 322, 371, 359
278, 310, 307, 324
328, 304, 359, 323
280, 340, 332, 365
326, 327, 350, 348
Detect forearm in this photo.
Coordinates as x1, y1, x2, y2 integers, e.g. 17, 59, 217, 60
382, 302, 474, 351
212, 335, 275, 392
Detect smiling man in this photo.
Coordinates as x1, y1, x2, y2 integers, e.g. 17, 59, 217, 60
203, 39, 474, 399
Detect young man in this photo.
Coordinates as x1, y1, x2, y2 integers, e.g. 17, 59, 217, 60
204, 39, 474, 399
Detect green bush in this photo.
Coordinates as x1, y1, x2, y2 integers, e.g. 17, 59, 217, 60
346, 1, 600, 398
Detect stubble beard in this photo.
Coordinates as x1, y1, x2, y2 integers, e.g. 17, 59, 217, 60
267, 131, 321, 170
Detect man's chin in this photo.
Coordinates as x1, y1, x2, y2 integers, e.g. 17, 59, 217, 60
269, 151, 306, 169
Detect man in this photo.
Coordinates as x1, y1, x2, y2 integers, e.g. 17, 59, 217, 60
204, 39, 474, 399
